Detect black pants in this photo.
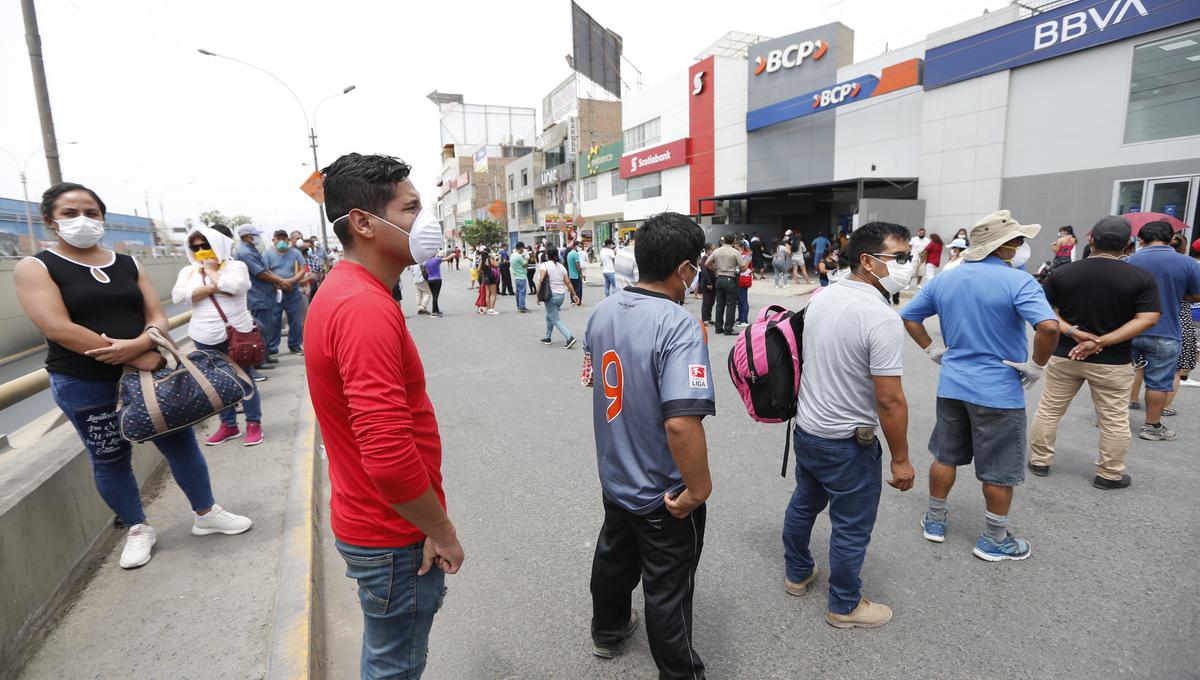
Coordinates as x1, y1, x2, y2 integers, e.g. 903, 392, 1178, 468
714, 276, 737, 332
701, 284, 715, 323
591, 498, 706, 680
427, 279, 442, 314
526, 268, 536, 294
500, 264, 514, 295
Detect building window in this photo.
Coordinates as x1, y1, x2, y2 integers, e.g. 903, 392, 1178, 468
584, 177, 598, 201
521, 169, 528, 186
544, 144, 565, 169
623, 118, 661, 152
611, 173, 627, 196
1125, 29, 1200, 144
626, 172, 661, 201
508, 174, 514, 191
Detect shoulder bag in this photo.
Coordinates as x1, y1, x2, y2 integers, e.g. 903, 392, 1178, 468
201, 270, 266, 367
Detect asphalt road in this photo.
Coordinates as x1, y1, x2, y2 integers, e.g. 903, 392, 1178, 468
320, 267, 1200, 680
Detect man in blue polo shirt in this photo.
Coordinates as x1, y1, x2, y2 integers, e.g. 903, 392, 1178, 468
583, 212, 713, 679
901, 210, 1059, 562
1126, 220, 1200, 441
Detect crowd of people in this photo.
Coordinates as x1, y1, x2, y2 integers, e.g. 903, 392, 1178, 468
16, 153, 1199, 679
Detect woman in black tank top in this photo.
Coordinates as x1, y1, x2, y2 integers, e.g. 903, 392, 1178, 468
14, 183, 252, 570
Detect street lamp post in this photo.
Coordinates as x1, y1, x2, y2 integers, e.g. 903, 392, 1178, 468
2, 142, 76, 254
197, 49, 355, 252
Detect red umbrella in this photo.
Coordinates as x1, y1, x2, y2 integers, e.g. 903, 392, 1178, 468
1120, 211, 1188, 236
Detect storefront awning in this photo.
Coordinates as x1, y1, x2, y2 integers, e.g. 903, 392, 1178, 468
698, 177, 917, 204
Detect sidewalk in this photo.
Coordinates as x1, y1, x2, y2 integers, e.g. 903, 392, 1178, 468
15, 353, 313, 680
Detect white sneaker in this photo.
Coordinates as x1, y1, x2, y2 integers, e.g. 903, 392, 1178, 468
120, 524, 156, 569
485, 309, 499, 315
192, 504, 253, 536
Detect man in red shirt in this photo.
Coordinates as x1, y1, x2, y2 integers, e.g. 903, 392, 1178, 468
304, 153, 464, 679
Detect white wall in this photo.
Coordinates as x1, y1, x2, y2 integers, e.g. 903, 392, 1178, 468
918, 70, 1010, 235
834, 42, 925, 181
1004, 20, 1200, 179
622, 68, 689, 144
713, 56, 748, 195
623, 166, 691, 220
580, 170, 624, 218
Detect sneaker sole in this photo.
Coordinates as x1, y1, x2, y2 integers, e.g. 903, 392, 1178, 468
243, 438, 264, 447
592, 612, 640, 658
824, 610, 893, 629
784, 570, 818, 596
192, 524, 253, 537
1138, 431, 1178, 441
205, 432, 242, 446
972, 545, 1031, 562
921, 520, 945, 543
119, 548, 155, 569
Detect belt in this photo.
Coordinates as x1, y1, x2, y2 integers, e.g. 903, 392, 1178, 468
718, 274, 736, 278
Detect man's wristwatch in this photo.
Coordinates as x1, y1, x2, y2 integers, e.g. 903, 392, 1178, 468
1066, 324, 1078, 339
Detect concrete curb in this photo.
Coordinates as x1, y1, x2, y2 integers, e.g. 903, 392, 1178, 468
266, 399, 319, 680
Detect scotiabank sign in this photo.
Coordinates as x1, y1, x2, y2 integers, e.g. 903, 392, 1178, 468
619, 139, 689, 180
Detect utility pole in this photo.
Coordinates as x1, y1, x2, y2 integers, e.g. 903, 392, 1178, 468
309, 127, 329, 251
21, 0, 63, 185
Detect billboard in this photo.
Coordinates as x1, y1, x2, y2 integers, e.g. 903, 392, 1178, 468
579, 140, 623, 177
473, 146, 488, 173
571, 1, 623, 98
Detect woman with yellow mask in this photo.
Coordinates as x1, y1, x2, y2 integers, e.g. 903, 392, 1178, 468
172, 226, 264, 446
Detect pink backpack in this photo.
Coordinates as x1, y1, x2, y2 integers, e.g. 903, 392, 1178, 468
727, 304, 805, 476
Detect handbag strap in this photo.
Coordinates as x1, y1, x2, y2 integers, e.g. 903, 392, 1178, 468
199, 270, 232, 324
139, 369, 169, 433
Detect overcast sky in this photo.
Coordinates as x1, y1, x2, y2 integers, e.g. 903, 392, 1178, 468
0, 0, 1009, 237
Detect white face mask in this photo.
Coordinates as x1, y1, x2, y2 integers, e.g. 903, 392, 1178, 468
54, 215, 106, 248
334, 208, 443, 263
868, 255, 915, 294
1006, 242, 1032, 269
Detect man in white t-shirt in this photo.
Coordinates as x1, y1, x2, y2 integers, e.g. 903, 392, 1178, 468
599, 239, 618, 297
908, 228, 931, 289
614, 236, 639, 289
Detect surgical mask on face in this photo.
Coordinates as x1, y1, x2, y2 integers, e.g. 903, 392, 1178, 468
1002, 242, 1032, 268
678, 264, 700, 304
54, 215, 105, 248
194, 248, 217, 262
276, 241, 288, 251
867, 255, 915, 295
337, 208, 443, 264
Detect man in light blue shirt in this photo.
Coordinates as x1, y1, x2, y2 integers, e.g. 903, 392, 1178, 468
901, 210, 1058, 563
263, 229, 308, 355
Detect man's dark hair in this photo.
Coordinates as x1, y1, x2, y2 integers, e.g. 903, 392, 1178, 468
516, 241, 526, 249
211, 224, 233, 238
1138, 220, 1173, 246
634, 212, 705, 282
41, 182, 106, 220
273, 229, 289, 240
604, 239, 614, 247
321, 153, 412, 248
848, 222, 911, 272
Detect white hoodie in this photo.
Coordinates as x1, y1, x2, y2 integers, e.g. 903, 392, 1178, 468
172, 227, 254, 345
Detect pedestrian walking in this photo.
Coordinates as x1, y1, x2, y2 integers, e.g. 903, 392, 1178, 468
771, 239, 791, 288
423, 251, 451, 318
310, 153, 464, 678
600, 239, 618, 296
15, 182, 252, 570
1027, 216, 1160, 489
235, 225, 290, 371
909, 228, 931, 289
567, 242, 587, 303
582, 212, 712, 678
477, 247, 499, 315
787, 230, 812, 285
535, 247, 580, 347
783, 221, 915, 629
263, 229, 307, 356
705, 234, 743, 335
1125, 221, 1200, 440
901, 210, 1059, 562
173, 226, 266, 446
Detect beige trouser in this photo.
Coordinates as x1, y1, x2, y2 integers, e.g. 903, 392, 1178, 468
415, 281, 432, 311
1029, 356, 1135, 480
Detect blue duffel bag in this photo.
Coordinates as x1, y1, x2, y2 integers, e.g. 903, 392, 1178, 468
117, 327, 254, 443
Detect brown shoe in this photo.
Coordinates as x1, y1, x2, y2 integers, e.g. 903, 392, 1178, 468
825, 598, 893, 629
784, 568, 818, 597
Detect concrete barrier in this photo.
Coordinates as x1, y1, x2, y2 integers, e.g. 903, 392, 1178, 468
0, 414, 165, 677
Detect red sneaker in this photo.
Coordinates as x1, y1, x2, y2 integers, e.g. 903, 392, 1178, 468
244, 422, 264, 447
205, 423, 241, 446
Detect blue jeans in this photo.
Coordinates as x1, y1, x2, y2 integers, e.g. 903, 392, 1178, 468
782, 427, 882, 614
335, 540, 447, 679
268, 291, 304, 353
515, 278, 528, 311
737, 286, 749, 324
194, 340, 262, 426
251, 306, 277, 359
1131, 335, 1181, 392
49, 372, 215, 527
543, 292, 573, 342
603, 272, 617, 297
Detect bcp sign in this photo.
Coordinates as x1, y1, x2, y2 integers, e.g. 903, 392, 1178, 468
753, 39, 828, 75
812, 81, 862, 109
619, 139, 689, 180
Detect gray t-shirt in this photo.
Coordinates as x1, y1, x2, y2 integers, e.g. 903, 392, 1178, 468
585, 287, 716, 514
797, 279, 904, 439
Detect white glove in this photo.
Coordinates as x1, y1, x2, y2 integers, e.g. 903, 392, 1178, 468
1002, 359, 1045, 390
924, 344, 947, 365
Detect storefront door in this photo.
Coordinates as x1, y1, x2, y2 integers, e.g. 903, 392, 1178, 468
1114, 175, 1199, 244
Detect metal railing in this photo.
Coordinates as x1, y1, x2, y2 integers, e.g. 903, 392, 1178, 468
0, 311, 192, 412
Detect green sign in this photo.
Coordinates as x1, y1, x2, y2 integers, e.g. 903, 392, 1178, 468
463, 219, 476, 226
578, 140, 623, 177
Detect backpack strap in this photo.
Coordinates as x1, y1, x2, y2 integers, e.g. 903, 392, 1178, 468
781, 417, 794, 478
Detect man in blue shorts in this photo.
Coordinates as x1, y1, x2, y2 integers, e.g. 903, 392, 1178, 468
901, 210, 1059, 562
583, 212, 713, 679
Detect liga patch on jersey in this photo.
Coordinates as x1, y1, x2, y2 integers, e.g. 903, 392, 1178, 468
688, 364, 708, 389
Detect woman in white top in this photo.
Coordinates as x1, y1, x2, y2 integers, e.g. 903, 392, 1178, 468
534, 246, 580, 348
172, 226, 263, 446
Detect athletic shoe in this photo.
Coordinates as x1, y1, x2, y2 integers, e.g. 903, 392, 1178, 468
417, 309, 428, 315
972, 532, 1031, 562
205, 423, 241, 446
244, 422, 263, 447
784, 568, 818, 596
565, 337, 578, 349
825, 598, 893, 629
592, 611, 640, 659
921, 515, 946, 543
1028, 462, 1050, 477
1138, 424, 1178, 441
252, 373, 268, 383
119, 524, 156, 569
486, 309, 499, 315
265, 356, 279, 364
1161, 408, 1177, 417
1093, 474, 1132, 490
431, 312, 443, 318
540, 338, 553, 346
192, 504, 253, 536
703, 320, 715, 327
289, 346, 303, 355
